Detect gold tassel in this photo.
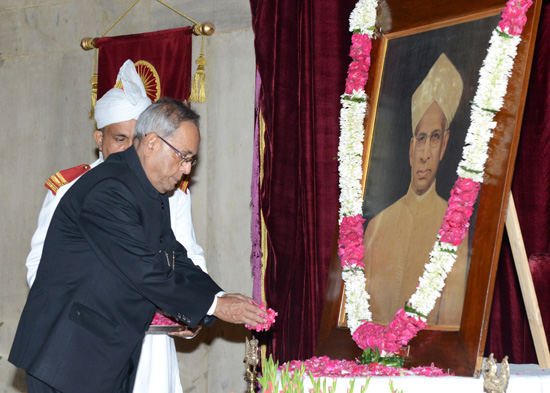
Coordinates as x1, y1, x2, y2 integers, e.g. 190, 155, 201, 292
189, 36, 207, 103
89, 73, 98, 119
89, 48, 99, 120
189, 55, 206, 103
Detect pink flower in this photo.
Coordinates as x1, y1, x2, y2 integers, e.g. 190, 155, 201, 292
345, 73, 368, 94
340, 246, 365, 266
339, 229, 363, 246
498, 0, 533, 35
345, 60, 370, 94
341, 214, 366, 230
450, 194, 475, 207
350, 34, 372, 64
339, 215, 366, 268
245, 302, 278, 332
439, 226, 467, 246
150, 312, 183, 326
352, 321, 384, 351
450, 177, 480, 207
438, 177, 480, 245
348, 61, 370, 79
445, 208, 473, 228
456, 177, 478, 191
459, 190, 478, 206
351, 309, 427, 354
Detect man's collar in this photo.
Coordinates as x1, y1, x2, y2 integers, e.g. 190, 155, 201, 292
105, 146, 160, 199
409, 181, 436, 202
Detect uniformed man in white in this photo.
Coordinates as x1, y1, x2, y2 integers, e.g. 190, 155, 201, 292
25, 59, 205, 393
364, 53, 468, 328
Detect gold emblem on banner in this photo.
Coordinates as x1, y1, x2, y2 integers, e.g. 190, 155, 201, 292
114, 60, 161, 103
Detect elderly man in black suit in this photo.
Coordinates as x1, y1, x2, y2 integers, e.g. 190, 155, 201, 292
9, 98, 265, 393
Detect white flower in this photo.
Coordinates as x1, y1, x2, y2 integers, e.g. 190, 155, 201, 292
338, 97, 368, 220
457, 29, 521, 182
474, 32, 520, 112
342, 268, 372, 333
409, 241, 458, 316
349, 0, 378, 36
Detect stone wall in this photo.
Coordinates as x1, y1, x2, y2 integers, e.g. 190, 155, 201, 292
0, 1, 256, 392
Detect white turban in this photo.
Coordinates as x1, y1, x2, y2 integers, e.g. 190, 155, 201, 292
95, 59, 152, 129
411, 53, 463, 135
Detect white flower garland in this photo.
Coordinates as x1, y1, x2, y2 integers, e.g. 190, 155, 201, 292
338, 0, 378, 333
338, 92, 368, 221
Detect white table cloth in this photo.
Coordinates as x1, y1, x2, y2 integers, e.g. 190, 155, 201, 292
296, 364, 550, 392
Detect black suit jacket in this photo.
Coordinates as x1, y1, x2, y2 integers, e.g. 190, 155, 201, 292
9, 147, 222, 393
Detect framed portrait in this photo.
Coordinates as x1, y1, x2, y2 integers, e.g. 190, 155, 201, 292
317, 0, 542, 376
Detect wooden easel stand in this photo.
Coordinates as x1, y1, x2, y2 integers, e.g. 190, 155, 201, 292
506, 192, 550, 368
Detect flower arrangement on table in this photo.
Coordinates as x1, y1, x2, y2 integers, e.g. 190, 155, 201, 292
259, 355, 448, 393
338, 0, 533, 366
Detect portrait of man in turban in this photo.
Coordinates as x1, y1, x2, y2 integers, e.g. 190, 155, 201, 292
364, 53, 468, 327
359, 15, 501, 328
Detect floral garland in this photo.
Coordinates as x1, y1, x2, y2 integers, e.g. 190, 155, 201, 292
338, 0, 378, 335
337, 0, 533, 356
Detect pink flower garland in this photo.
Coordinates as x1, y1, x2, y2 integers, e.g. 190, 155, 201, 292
338, 215, 366, 268
352, 309, 427, 353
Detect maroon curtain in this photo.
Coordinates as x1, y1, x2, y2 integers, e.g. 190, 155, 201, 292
485, 0, 550, 363
95, 27, 192, 102
250, 0, 357, 362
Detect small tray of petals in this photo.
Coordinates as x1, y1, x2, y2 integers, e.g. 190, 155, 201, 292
146, 312, 189, 334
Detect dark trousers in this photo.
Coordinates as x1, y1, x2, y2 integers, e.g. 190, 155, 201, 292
24, 344, 139, 393
26, 371, 133, 393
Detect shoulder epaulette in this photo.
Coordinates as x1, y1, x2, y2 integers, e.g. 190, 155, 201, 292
45, 164, 91, 195
178, 175, 191, 194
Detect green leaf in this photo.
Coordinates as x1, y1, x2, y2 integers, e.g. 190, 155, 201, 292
496, 29, 514, 39
404, 304, 428, 319
359, 348, 405, 368
361, 376, 371, 393
342, 95, 367, 103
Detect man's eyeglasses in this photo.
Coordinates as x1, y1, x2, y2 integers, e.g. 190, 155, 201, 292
414, 131, 443, 151
158, 135, 198, 166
